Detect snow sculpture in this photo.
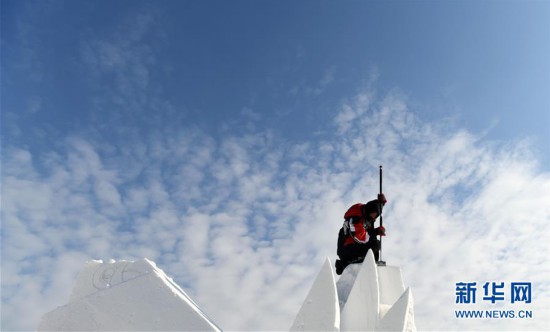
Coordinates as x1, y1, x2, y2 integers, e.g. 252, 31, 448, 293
38, 254, 414, 331
37, 259, 221, 331
292, 251, 416, 332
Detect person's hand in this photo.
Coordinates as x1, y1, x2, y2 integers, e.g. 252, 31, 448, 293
375, 226, 386, 236
378, 193, 387, 205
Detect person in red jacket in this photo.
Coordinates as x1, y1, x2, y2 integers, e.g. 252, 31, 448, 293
335, 193, 387, 275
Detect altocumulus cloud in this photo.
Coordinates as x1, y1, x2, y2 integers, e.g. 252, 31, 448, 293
2, 88, 550, 331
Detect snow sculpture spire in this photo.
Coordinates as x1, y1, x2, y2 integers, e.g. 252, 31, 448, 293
290, 257, 340, 331
340, 250, 380, 331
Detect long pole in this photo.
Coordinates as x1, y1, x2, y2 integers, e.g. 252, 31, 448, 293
379, 165, 383, 262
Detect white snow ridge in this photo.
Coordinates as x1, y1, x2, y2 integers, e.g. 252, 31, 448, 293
38, 258, 221, 331
290, 251, 416, 332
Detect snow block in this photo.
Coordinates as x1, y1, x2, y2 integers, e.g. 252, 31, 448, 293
377, 264, 405, 318
37, 259, 221, 331
290, 257, 340, 332
340, 250, 379, 332
376, 288, 416, 332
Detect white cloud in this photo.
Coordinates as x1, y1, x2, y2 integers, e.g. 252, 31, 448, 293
2, 87, 550, 331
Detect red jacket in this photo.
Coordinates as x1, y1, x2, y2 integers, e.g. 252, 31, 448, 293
343, 203, 369, 246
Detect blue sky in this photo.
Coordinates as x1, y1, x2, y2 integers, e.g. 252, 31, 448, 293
2, 1, 549, 331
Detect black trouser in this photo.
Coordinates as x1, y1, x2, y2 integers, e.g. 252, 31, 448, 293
337, 237, 380, 263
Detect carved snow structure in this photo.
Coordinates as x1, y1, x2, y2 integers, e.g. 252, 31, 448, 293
38, 253, 413, 331
291, 251, 416, 332
38, 259, 221, 331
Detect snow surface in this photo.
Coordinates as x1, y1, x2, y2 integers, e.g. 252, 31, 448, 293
38, 259, 221, 331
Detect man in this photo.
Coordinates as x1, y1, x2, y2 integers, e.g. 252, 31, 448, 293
335, 193, 387, 275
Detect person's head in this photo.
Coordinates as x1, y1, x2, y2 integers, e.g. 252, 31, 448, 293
363, 200, 381, 221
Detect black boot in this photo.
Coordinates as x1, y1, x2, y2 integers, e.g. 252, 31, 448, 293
335, 259, 347, 275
